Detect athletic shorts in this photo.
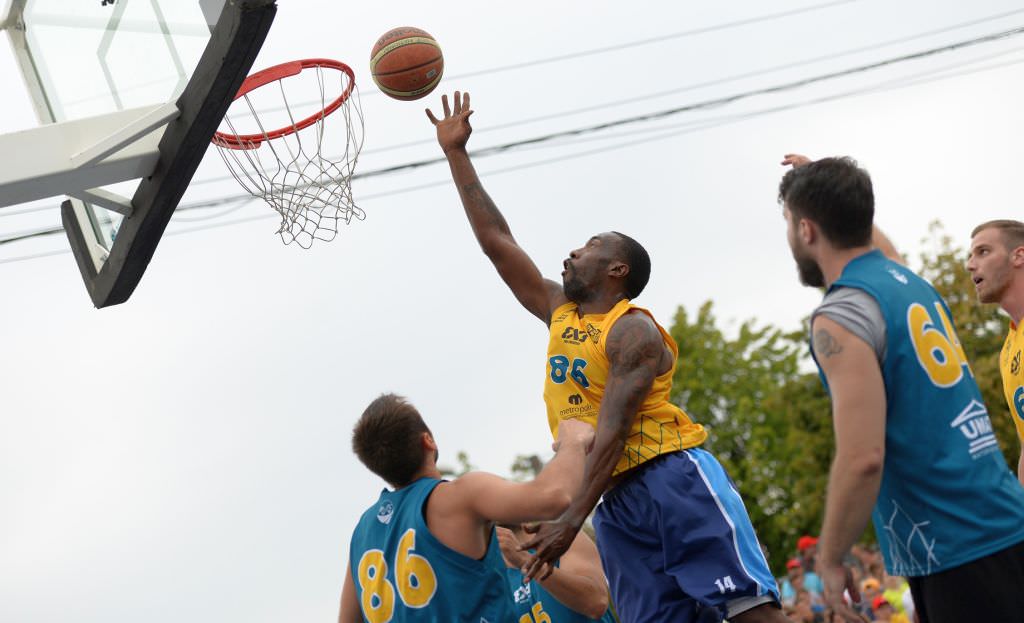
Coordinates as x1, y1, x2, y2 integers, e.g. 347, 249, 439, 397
592, 448, 780, 623
907, 538, 1024, 623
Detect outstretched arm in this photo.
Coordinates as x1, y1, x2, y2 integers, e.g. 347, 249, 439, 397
427, 91, 566, 323
812, 315, 886, 623
520, 312, 662, 578
439, 419, 595, 525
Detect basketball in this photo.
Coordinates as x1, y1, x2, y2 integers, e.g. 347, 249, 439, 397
370, 26, 444, 101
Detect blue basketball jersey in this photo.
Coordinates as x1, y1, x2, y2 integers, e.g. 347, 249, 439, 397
814, 250, 1024, 576
349, 478, 514, 623
504, 561, 617, 623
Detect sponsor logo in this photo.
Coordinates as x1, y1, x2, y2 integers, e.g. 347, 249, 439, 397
950, 399, 999, 458
887, 267, 908, 285
1013, 350, 1021, 375
376, 501, 394, 525
512, 583, 531, 604
585, 323, 602, 342
559, 403, 595, 418
560, 327, 589, 345
568, 393, 583, 405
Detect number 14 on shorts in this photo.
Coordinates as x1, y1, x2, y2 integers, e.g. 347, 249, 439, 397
714, 575, 737, 594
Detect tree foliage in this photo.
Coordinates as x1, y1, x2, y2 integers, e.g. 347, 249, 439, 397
669, 301, 831, 572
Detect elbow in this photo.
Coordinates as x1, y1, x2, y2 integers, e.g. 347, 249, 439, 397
582, 592, 609, 620
840, 446, 884, 479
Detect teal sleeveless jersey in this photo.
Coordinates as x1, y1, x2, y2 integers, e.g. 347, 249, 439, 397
504, 559, 617, 623
815, 250, 1024, 576
349, 478, 514, 623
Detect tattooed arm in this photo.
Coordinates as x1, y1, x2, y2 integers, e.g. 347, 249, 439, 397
426, 91, 566, 323
812, 314, 886, 621
520, 311, 668, 578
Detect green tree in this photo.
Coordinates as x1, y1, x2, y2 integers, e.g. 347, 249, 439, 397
669, 302, 832, 572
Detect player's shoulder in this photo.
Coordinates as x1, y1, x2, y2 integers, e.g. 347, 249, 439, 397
606, 309, 664, 360
610, 308, 660, 339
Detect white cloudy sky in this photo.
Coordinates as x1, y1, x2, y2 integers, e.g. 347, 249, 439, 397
2, 1, 1024, 621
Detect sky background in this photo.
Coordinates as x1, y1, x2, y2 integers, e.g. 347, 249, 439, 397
2, 1, 1024, 621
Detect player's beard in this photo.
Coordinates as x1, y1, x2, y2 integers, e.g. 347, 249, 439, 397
793, 251, 825, 288
563, 271, 595, 304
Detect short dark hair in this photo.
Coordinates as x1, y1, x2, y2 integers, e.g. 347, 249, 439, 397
611, 231, 651, 299
972, 219, 1024, 250
778, 157, 874, 249
352, 393, 431, 487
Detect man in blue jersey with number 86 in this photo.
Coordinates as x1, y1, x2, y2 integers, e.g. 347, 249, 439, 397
338, 393, 594, 623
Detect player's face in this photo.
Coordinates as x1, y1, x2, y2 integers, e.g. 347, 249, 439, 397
562, 233, 617, 303
967, 228, 1014, 304
784, 206, 825, 288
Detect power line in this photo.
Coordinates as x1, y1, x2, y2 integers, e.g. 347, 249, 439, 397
170, 24, 1024, 214
185, 6, 1024, 190
3, 30, 1024, 254
239, 0, 861, 117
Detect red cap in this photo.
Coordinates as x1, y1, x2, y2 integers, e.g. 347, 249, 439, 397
786, 558, 802, 569
872, 595, 890, 610
797, 535, 819, 551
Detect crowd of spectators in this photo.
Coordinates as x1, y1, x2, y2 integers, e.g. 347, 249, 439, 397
777, 536, 915, 623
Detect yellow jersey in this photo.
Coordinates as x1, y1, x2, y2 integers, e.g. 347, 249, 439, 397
1000, 319, 1024, 443
543, 299, 707, 476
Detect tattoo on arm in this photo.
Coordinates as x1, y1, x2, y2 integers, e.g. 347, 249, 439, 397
606, 315, 663, 420
813, 328, 843, 358
459, 182, 512, 235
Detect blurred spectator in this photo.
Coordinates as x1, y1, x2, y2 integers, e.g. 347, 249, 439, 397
882, 574, 911, 616
780, 557, 823, 607
797, 535, 818, 572
872, 595, 910, 623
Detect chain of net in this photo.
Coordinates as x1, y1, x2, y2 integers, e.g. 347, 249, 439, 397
215, 67, 365, 248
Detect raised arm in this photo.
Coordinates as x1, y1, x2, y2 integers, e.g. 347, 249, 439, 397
521, 311, 664, 577
812, 315, 886, 623
427, 91, 566, 323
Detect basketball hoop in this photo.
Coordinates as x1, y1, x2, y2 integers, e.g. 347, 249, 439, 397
212, 58, 365, 248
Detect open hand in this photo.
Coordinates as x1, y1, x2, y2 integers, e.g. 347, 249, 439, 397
818, 559, 870, 623
518, 517, 580, 581
496, 526, 530, 569
425, 91, 473, 154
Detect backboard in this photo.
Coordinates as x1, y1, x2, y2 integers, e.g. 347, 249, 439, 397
1, 0, 276, 307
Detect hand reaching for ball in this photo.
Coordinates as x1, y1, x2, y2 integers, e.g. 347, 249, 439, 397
426, 91, 473, 154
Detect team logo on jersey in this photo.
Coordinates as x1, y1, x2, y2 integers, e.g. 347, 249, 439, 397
568, 393, 584, 405
560, 327, 590, 345
1012, 350, 1021, 375
1014, 387, 1024, 421
376, 501, 394, 525
585, 323, 602, 343
887, 267, 908, 285
512, 582, 532, 604
950, 399, 999, 458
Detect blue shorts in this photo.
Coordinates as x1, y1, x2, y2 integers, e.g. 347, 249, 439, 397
593, 449, 780, 623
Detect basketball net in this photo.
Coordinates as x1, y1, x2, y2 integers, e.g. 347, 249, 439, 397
212, 60, 365, 248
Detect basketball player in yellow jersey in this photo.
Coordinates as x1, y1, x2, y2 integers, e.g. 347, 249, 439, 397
427, 91, 785, 623
967, 219, 1024, 485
